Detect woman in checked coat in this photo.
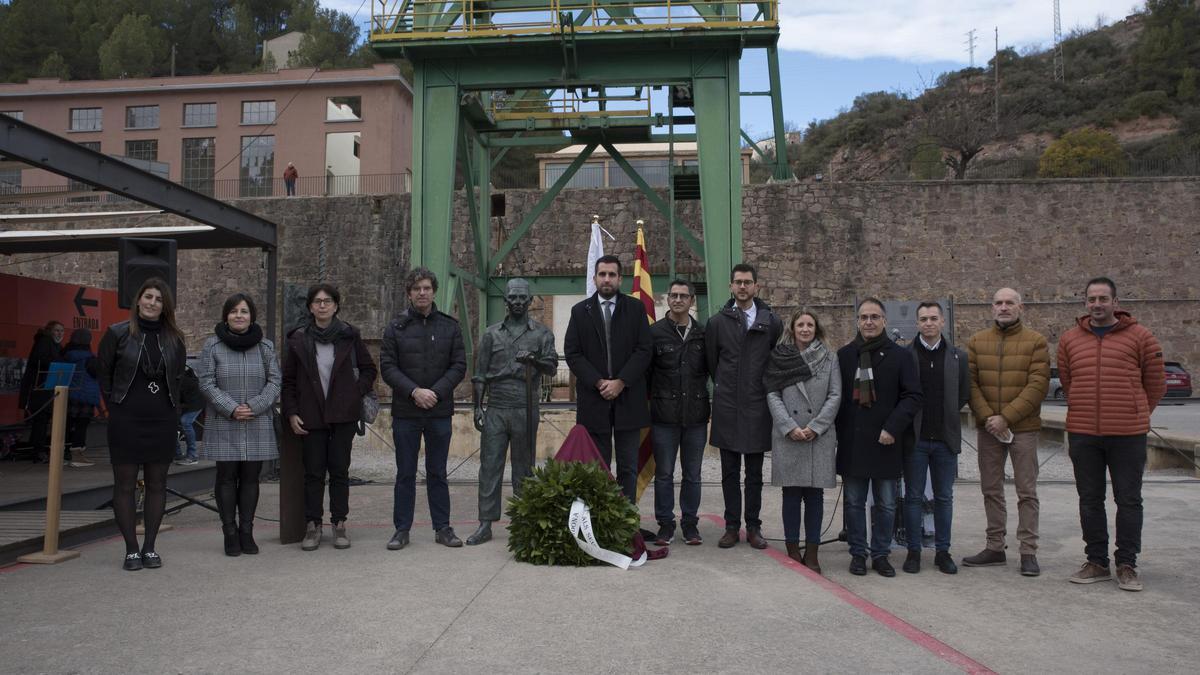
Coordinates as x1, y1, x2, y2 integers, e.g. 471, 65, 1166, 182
198, 293, 282, 556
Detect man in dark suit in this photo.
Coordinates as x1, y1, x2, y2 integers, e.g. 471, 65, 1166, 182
835, 297, 922, 578
564, 254, 653, 501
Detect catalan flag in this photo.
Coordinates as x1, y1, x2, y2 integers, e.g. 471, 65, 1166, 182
629, 223, 656, 501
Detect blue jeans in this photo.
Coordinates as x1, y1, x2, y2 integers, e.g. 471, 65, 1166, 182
843, 477, 898, 559
903, 439, 957, 552
651, 423, 706, 526
392, 416, 452, 532
178, 410, 201, 459
781, 486, 824, 544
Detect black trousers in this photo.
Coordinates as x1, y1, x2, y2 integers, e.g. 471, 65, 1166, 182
302, 423, 357, 525
589, 427, 643, 503
720, 449, 764, 530
1068, 433, 1146, 568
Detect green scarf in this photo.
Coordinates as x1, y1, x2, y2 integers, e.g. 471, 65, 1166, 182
852, 332, 889, 408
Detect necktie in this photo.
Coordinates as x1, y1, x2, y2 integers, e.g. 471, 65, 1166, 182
603, 300, 613, 375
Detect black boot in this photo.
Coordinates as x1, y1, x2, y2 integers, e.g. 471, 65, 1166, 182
239, 522, 259, 555
215, 474, 241, 557
237, 475, 260, 555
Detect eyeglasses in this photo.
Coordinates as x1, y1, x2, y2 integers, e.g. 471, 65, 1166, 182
667, 293, 692, 300
731, 279, 755, 287
311, 298, 335, 306
858, 314, 884, 322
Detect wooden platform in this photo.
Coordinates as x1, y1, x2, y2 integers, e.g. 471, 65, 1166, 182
0, 510, 113, 553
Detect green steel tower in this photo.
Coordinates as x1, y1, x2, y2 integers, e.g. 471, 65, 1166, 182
370, 1, 789, 353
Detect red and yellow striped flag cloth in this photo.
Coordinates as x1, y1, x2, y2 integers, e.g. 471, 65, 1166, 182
630, 224, 657, 501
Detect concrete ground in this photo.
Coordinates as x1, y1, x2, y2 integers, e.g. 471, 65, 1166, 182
2, 469, 1198, 674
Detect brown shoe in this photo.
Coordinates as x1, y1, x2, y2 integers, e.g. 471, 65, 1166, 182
961, 548, 1006, 567
746, 527, 768, 550
1068, 561, 1112, 584
1115, 564, 1143, 591
718, 529, 739, 548
803, 543, 822, 574
786, 542, 804, 564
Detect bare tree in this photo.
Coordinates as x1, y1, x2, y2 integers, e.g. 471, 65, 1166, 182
921, 79, 1037, 179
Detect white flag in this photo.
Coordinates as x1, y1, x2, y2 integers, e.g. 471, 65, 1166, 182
585, 217, 605, 297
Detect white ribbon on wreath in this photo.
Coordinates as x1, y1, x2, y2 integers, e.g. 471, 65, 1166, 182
568, 498, 647, 570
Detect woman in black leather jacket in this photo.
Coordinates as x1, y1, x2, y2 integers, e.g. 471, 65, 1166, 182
97, 278, 186, 571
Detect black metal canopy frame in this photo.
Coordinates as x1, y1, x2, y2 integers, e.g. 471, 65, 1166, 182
0, 112, 280, 342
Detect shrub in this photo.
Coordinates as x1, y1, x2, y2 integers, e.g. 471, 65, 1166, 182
1038, 128, 1128, 177
506, 459, 639, 566
1118, 90, 1172, 120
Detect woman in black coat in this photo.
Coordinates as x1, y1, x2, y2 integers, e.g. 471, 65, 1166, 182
19, 320, 64, 462
97, 278, 186, 571
281, 283, 377, 552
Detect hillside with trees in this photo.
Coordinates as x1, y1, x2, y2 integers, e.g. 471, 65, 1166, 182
0, 0, 385, 82
762, 0, 1200, 181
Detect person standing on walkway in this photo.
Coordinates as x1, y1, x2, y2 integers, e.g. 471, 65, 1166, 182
97, 279, 186, 571
61, 328, 99, 468
467, 278, 557, 546
174, 365, 204, 465
564, 254, 653, 502
20, 320, 64, 463
765, 309, 841, 572
198, 293, 282, 557
964, 287, 1050, 577
1058, 276, 1164, 592
648, 280, 710, 546
282, 284, 377, 552
707, 263, 784, 550
381, 267, 467, 551
283, 162, 298, 196
902, 302, 970, 575
835, 298, 922, 577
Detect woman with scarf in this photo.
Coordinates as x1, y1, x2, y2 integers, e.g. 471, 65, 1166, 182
97, 279, 186, 571
198, 293, 282, 556
764, 310, 841, 573
281, 283, 377, 552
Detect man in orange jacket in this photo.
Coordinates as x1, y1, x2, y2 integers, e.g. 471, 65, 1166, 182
1057, 276, 1165, 592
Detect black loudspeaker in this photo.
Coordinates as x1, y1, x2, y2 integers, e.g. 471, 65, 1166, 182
118, 237, 177, 309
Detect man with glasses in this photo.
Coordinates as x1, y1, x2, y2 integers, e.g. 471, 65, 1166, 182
707, 263, 783, 549
835, 298, 922, 577
963, 287, 1050, 577
648, 280, 709, 545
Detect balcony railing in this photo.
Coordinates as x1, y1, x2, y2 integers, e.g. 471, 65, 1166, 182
0, 173, 412, 205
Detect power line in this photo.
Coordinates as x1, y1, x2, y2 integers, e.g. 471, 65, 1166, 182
1052, 0, 1065, 82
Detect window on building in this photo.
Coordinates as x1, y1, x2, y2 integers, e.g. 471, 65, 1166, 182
239, 135, 275, 197
183, 102, 217, 127
69, 142, 101, 198
0, 168, 20, 194
241, 100, 276, 125
69, 108, 103, 132
608, 158, 671, 188
182, 138, 216, 196
544, 161, 605, 189
1, 111, 23, 120
125, 139, 159, 162
125, 105, 159, 129
326, 96, 363, 121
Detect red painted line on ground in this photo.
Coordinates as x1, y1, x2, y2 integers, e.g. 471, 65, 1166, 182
700, 514, 995, 675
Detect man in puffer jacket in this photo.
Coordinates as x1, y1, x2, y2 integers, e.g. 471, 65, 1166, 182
964, 287, 1050, 577
1058, 276, 1164, 592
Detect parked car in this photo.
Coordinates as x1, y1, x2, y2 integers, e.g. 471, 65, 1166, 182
1164, 362, 1193, 398
1049, 367, 1065, 400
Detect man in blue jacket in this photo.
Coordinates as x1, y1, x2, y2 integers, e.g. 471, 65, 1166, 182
380, 267, 467, 551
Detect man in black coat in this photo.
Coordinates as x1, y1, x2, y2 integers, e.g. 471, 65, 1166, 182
835, 297, 922, 578
564, 254, 653, 502
706, 263, 784, 550
380, 267, 467, 550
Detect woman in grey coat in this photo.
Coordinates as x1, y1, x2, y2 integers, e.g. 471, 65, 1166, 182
765, 309, 842, 573
198, 293, 282, 556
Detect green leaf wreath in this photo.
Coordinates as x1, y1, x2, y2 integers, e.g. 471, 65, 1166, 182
506, 459, 639, 566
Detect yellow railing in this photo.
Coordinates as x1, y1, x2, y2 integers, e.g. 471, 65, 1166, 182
371, 0, 778, 42
490, 87, 652, 120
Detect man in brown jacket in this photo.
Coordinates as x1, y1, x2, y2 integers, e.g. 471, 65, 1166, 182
964, 287, 1050, 576
1057, 276, 1165, 592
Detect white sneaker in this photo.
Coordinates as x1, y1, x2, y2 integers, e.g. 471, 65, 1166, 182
68, 448, 94, 467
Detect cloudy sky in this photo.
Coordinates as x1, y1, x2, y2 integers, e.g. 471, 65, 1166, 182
327, 0, 1143, 136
